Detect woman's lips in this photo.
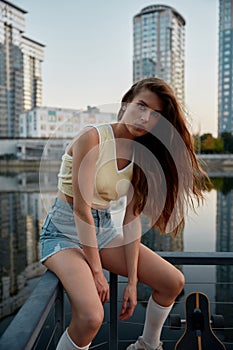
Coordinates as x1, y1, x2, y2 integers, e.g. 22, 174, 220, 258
133, 124, 146, 131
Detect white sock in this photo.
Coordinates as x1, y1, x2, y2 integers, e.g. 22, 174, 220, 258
56, 328, 91, 350
141, 295, 173, 349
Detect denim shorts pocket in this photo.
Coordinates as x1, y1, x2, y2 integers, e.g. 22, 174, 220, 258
52, 206, 74, 225
41, 213, 61, 237
103, 211, 112, 227
106, 211, 111, 220
42, 214, 52, 231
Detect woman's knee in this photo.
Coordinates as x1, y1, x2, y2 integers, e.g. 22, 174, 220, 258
81, 310, 104, 332
153, 267, 185, 301
72, 303, 104, 332
164, 268, 185, 299
173, 268, 185, 295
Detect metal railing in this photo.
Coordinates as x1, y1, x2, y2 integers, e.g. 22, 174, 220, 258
0, 251, 233, 350
0, 270, 65, 350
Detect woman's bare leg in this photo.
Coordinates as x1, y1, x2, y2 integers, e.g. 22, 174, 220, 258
44, 248, 104, 347
100, 238, 184, 305
100, 238, 184, 349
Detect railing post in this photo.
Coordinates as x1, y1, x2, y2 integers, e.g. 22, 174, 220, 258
53, 281, 66, 347
109, 272, 118, 350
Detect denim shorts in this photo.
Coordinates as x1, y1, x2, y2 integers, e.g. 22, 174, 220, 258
40, 197, 120, 263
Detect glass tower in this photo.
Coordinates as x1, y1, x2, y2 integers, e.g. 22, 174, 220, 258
133, 5, 185, 106
0, 0, 44, 137
218, 0, 233, 135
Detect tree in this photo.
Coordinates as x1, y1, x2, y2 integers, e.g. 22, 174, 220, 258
200, 133, 223, 153
213, 137, 224, 153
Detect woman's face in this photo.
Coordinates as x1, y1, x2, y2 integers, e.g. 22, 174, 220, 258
120, 88, 163, 138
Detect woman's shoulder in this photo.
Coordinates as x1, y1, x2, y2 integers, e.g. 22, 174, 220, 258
67, 126, 99, 154
68, 124, 113, 154
85, 123, 114, 143
91, 123, 112, 132
78, 123, 110, 136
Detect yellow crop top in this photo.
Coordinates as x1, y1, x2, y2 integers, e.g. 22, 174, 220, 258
57, 124, 134, 207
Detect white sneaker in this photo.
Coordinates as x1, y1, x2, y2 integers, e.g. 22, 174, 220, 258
126, 337, 163, 350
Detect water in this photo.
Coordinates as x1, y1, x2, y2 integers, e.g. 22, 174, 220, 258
0, 171, 233, 346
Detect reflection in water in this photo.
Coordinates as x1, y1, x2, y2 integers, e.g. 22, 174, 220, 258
0, 190, 48, 320
216, 185, 233, 343
0, 171, 57, 321
0, 172, 232, 343
0, 192, 28, 317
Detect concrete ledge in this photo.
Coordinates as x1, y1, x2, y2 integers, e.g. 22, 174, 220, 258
0, 159, 60, 171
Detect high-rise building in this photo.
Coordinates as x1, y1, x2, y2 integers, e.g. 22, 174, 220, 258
218, 0, 233, 135
133, 5, 186, 106
21, 36, 44, 111
0, 0, 44, 137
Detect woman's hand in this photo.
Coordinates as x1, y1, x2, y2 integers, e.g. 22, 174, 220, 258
93, 270, 109, 304
119, 282, 137, 320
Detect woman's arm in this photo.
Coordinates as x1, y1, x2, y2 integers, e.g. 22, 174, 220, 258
119, 193, 142, 320
71, 127, 109, 303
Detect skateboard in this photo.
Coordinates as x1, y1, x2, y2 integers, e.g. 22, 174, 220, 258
172, 292, 226, 350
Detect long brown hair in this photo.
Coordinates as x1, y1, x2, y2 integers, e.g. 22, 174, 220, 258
118, 77, 209, 236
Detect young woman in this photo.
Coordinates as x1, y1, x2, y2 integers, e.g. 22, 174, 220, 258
40, 78, 209, 350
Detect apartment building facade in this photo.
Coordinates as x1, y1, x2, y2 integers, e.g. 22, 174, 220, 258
19, 106, 116, 138
0, 0, 44, 137
133, 4, 186, 106
218, 0, 233, 134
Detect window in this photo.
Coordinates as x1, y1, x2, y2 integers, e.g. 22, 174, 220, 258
48, 115, 57, 122
65, 125, 73, 132
48, 110, 57, 122
224, 22, 231, 29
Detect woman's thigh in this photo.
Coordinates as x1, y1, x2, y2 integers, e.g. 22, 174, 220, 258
44, 248, 103, 316
100, 238, 184, 293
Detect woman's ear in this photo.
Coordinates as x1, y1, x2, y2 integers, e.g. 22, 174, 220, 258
118, 103, 127, 121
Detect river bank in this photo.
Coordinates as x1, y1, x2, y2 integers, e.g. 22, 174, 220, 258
0, 159, 60, 172
0, 155, 233, 173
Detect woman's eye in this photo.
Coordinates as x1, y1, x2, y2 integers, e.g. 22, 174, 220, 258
138, 104, 146, 111
151, 111, 161, 118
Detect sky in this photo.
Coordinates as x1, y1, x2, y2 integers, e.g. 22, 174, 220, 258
14, 0, 219, 135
